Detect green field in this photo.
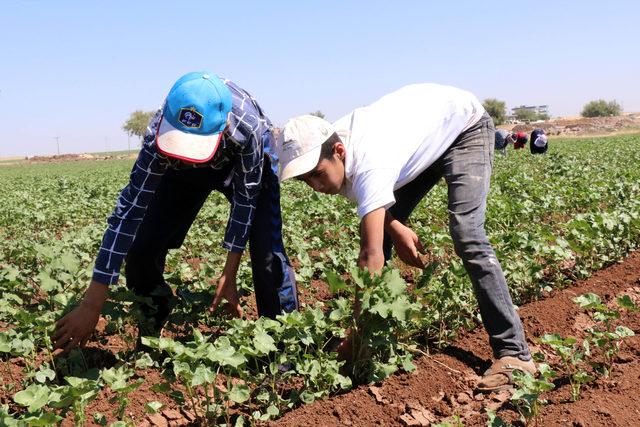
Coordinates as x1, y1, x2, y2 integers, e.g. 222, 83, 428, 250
1, 135, 639, 425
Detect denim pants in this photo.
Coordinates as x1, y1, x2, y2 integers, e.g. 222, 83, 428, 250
383, 113, 531, 360
124, 154, 298, 326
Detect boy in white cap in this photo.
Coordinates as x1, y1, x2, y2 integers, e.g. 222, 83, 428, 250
279, 83, 534, 392
53, 71, 297, 355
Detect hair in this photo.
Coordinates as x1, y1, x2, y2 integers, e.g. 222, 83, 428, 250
319, 132, 342, 160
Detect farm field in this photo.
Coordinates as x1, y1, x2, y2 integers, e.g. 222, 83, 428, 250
1, 134, 640, 426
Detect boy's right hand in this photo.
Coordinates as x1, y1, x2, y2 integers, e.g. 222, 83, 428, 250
52, 304, 101, 355
52, 281, 107, 356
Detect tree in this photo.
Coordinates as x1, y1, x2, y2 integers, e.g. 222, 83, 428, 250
513, 108, 538, 123
122, 110, 155, 146
581, 99, 622, 117
309, 110, 326, 119
482, 98, 507, 125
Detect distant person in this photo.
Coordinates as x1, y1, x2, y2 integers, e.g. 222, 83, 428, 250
494, 129, 512, 156
530, 128, 548, 154
53, 71, 298, 355
513, 131, 528, 149
278, 83, 535, 393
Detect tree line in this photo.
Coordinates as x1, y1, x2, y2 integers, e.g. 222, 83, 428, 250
482, 98, 623, 125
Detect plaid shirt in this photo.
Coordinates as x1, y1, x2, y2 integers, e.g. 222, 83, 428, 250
93, 79, 272, 285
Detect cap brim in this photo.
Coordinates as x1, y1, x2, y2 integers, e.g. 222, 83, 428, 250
280, 145, 322, 181
156, 115, 221, 163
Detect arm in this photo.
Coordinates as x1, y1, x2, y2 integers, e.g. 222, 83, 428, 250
210, 251, 244, 317
384, 210, 426, 268
93, 109, 169, 285
221, 117, 265, 254
358, 207, 386, 273
54, 110, 169, 354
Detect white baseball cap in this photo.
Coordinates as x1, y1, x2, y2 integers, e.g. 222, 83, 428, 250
278, 115, 336, 181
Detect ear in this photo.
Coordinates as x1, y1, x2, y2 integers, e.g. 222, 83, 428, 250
333, 142, 346, 160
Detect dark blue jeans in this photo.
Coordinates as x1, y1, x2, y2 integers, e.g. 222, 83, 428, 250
383, 114, 531, 361
124, 154, 298, 324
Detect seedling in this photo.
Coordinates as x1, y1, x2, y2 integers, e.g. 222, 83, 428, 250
511, 364, 556, 426
538, 333, 593, 401
573, 293, 636, 376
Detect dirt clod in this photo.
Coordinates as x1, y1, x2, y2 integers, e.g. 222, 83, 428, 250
148, 413, 168, 427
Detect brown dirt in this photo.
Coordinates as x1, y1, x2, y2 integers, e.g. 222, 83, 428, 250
504, 113, 640, 137
274, 251, 640, 427
3, 254, 639, 426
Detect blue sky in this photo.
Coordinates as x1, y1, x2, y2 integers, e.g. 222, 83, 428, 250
1, 0, 638, 157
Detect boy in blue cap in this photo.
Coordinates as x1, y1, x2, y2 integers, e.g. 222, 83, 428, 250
53, 72, 297, 355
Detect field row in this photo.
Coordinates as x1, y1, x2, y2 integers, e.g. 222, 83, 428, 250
1, 135, 640, 425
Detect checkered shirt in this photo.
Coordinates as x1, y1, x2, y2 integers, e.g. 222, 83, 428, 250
92, 79, 271, 285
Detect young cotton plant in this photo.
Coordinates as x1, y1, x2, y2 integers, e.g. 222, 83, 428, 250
538, 334, 593, 401
101, 365, 144, 423
12, 376, 100, 426
572, 293, 636, 376
326, 267, 420, 384
224, 310, 352, 419
142, 329, 247, 425
511, 364, 556, 427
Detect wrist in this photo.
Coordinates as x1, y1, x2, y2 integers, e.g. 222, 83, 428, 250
80, 281, 108, 313
222, 251, 242, 277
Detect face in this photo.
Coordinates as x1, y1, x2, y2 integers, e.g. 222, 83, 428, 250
298, 144, 346, 194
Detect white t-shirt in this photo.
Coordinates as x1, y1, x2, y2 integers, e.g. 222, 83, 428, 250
334, 83, 485, 218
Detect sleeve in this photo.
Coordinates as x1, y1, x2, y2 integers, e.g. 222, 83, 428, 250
221, 119, 265, 253
92, 109, 170, 285
352, 168, 398, 219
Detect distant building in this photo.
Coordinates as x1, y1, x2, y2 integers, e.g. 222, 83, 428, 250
511, 105, 549, 115
506, 105, 550, 123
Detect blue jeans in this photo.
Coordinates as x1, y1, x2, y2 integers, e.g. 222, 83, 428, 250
383, 113, 531, 360
125, 154, 298, 325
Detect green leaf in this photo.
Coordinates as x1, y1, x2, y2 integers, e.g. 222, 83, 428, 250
573, 293, 602, 309
135, 353, 155, 369
21, 411, 63, 426
228, 384, 250, 404
145, 401, 164, 414
325, 270, 347, 293
383, 269, 407, 297
253, 329, 277, 355
614, 325, 635, 338
36, 272, 61, 293
14, 384, 52, 412
266, 404, 279, 417
34, 367, 56, 384
93, 412, 108, 426
617, 295, 638, 311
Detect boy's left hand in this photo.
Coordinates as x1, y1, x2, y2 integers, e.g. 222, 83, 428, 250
389, 222, 426, 268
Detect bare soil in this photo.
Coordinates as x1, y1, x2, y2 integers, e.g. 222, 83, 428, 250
2, 253, 639, 426
505, 113, 640, 137
275, 251, 640, 427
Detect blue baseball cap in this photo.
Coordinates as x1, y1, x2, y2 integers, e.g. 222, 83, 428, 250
156, 71, 232, 163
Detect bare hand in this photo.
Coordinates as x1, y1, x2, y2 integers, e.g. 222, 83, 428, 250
211, 275, 243, 318
52, 304, 100, 356
390, 222, 426, 268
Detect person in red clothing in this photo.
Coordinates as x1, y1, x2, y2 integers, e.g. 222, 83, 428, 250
512, 132, 528, 149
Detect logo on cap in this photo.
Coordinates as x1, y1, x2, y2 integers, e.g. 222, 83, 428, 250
179, 108, 203, 129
